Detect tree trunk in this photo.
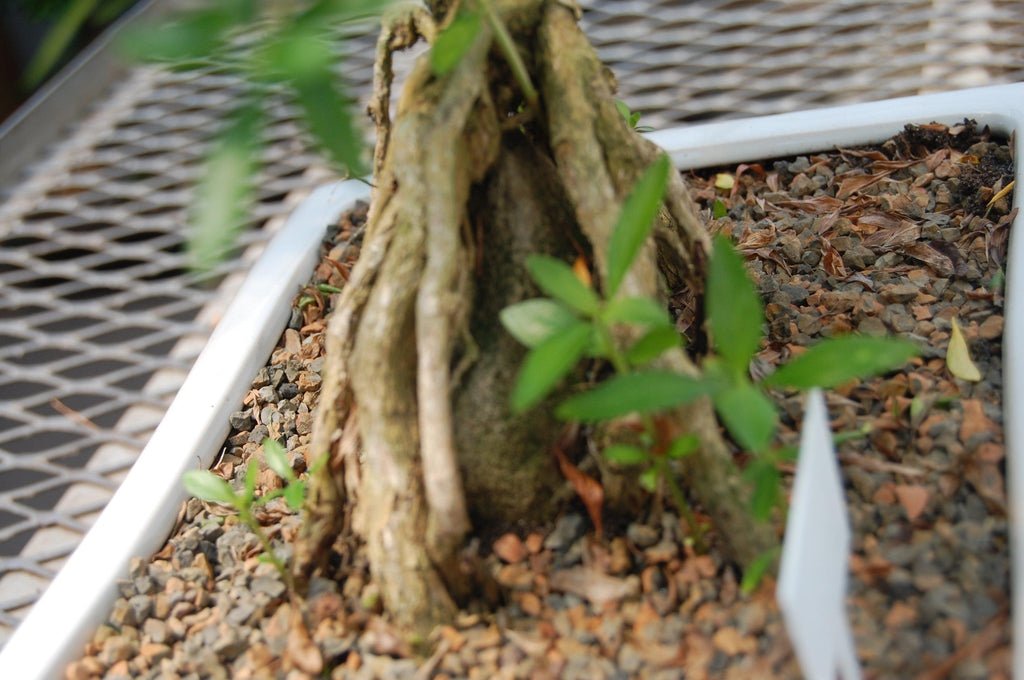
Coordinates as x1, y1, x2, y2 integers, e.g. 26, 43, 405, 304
296, 0, 775, 637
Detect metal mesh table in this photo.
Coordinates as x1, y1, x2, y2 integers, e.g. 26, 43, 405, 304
0, 0, 1021, 645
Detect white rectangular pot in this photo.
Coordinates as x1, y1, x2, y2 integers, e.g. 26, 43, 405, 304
1, 83, 1021, 679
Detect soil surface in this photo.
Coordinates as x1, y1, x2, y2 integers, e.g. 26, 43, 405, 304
68, 121, 1014, 679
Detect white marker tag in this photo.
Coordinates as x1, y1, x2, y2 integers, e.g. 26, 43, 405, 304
777, 388, 861, 680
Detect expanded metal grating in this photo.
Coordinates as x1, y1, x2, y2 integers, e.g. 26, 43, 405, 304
0, 0, 1022, 646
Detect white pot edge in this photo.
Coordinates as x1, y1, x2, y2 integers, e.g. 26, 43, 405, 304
2, 82, 1021, 678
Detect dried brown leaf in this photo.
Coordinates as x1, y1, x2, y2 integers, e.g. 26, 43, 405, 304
776, 196, 843, 213
836, 171, 891, 200
550, 567, 638, 606
553, 433, 604, 538
903, 243, 954, 277
820, 236, 847, 277
862, 220, 921, 249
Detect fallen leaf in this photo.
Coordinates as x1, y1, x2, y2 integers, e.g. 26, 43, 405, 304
776, 196, 843, 213
947, 317, 982, 381
550, 567, 638, 606
903, 243, 954, 277
894, 484, 929, 521
820, 236, 847, 277
862, 220, 921, 249
855, 211, 903, 232
553, 429, 604, 537
836, 171, 890, 199
986, 179, 1015, 211
839, 148, 888, 162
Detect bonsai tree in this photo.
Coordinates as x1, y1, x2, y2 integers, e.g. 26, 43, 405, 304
290, 0, 775, 635
131, 0, 915, 640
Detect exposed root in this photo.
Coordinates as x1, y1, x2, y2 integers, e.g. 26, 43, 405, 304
300, 0, 776, 638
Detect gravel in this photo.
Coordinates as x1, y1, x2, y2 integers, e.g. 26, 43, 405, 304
70, 122, 1013, 678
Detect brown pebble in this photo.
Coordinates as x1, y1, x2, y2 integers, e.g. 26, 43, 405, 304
884, 601, 917, 629
492, 533, 526, 564
978, 315, 1004, 340
519, 592, 542, 616
495, 564, 533, 590
105, 660, 131, 678
468, 625, 503, 650
712, 627, 756, 655
608, 537, 631, 575
524, 533, 544, 554
139, 642, 172, 665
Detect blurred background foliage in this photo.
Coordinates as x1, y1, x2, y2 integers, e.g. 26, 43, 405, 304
4, 0, 390, 270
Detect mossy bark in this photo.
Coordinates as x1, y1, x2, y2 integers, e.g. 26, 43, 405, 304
297, 0, 775, 637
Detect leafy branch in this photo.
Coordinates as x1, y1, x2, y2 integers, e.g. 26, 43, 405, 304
501, 151, 919, 556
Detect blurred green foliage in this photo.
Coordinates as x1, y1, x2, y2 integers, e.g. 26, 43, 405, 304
115, 0, 390, 271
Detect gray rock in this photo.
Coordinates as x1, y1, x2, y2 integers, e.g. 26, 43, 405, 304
545, 513, 586, 551
250, 576, 287, 600
626, 523, 660, 548
257, 386, 279, 404
228, 410, 254, 431
279, 382, 299, 400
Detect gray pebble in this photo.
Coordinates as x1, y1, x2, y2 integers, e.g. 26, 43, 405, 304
626, 523, 660, 548
545, 513, 585, 551
228, 410, 254, 431
279, 382, 299, 400
257, 386, 279, 404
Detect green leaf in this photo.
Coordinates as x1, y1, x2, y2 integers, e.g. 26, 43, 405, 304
606, 155, 671, 296
272, 32, 367, 176
638, 467, 659, 492
23, 0, 98, 87
625, 326, 682, 365
740, 548, 779, 595
707, 235, 764, 374
183, 470, 239, 506
556, 371, 711, 422
763, 336, 919, 389
667, 434, 699, 459
500, 299, 578, 348
712, 199, 728, 219
603, 296, 672, 328
525, 255, 600, 316
511, 321, 591, 413
615, 100, 632, 125
713, 382, 777, 453
118, 0, 254, 64
430, 10, 481, 76
604, 444, 649, 466
283, 482, 305, 511
262, 438, 296, 483
743, 459, 781, 521
188, 104, 260, 272
243, 459, 259, 502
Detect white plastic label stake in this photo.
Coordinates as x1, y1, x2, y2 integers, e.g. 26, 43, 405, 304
777, 388, 861, 680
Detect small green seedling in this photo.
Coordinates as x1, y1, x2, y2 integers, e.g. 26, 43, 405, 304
615, 99, 654, 133
183, 438, 325, 590
501, 152, 919, 587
